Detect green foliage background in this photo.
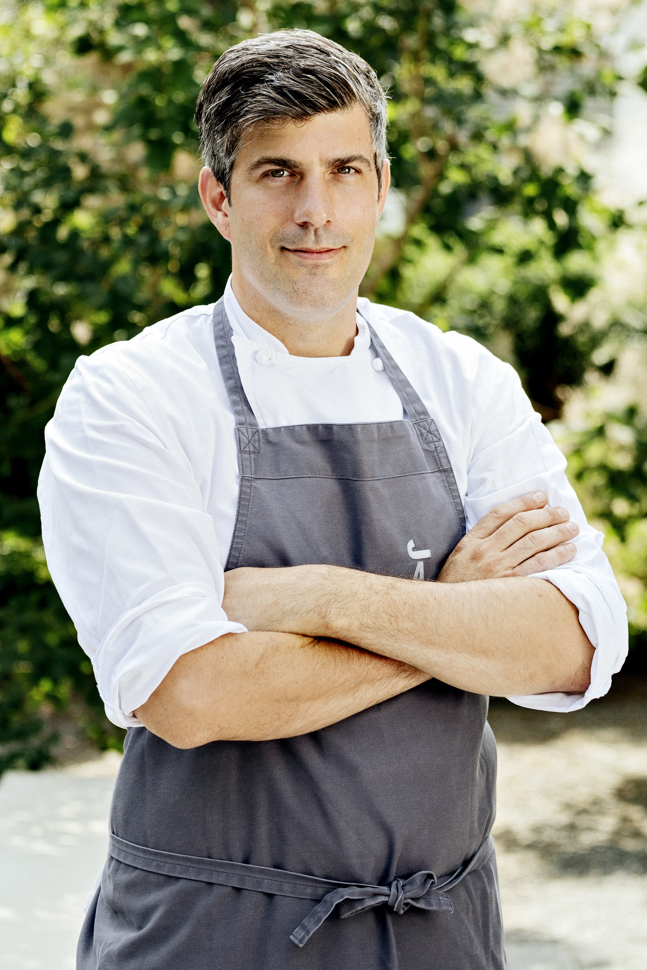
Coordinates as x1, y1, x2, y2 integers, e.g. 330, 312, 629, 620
1, 0, 647, 771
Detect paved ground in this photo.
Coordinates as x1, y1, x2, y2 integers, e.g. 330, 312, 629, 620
489, 679, 647, 970
0, 679, 645, 969
0, 753, 120, 970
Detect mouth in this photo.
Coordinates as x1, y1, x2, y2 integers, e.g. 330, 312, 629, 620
281, 247, 343, 261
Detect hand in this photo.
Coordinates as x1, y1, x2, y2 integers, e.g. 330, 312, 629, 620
437, 491, 579, 584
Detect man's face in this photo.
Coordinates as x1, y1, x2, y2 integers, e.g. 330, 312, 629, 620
202, 104, 389, 320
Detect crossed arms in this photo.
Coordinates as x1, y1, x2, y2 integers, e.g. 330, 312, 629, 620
136, 491, 594, 748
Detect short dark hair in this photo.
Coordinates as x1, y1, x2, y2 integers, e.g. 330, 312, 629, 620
194, 29, 388, 199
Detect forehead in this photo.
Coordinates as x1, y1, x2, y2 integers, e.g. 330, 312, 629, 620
235, 104, 373, 166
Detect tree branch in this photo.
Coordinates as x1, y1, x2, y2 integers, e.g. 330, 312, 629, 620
0, 350, 28, 389
360, 6, 457, 301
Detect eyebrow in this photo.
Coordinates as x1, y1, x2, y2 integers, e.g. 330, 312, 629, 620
247, 154, 374, 173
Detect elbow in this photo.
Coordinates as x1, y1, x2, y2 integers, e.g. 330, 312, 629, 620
160, 720, 211, 750
135, 676, 226, 749
158, 734, 202, 750
135, 696, 214, 749
572, 651, 594, 695
134, 641, 243, 748
547, 592, 595, 695
133, 635, 293, 745
556, 631, 595, 695
135, 697, 276, 747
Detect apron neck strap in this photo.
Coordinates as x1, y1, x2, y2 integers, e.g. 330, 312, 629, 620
360, 312, 433, 425
212, 298, 259, 431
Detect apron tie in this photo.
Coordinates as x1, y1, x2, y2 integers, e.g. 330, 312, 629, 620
388, 877, 405, 913
289, 871, 453, 947
109, 831, 493, 950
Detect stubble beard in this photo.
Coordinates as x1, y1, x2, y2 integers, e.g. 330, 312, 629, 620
248, 232, 371, 320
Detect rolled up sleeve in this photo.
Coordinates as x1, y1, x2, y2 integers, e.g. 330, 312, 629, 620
464, 356, 628, 712
38, 352, 245, 728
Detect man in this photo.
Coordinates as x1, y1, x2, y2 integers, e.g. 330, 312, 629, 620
38, 29, 627, 970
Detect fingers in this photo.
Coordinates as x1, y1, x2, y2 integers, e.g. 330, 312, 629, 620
510, 540, 578, 577
505, 518, 579, 564
488, 506, 576, 553
469, 491, 549, 539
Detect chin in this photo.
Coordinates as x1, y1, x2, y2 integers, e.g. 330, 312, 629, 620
272, 275, 359, 317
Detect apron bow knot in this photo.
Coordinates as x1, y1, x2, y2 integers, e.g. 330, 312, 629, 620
388, 877, 405, 914
289, 870, 454, 948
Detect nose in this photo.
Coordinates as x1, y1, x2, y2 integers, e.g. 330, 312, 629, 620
292, 174, 332, 230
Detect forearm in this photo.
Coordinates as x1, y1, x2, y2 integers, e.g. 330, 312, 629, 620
332, 573, 592, 695
135, 630, 428, 748
254, 567, 594, 697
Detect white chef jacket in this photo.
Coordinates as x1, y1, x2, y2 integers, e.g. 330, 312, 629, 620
38, 281, 628, 728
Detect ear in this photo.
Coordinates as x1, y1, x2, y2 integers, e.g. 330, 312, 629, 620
199, 167, 231, 242
376, 160, 391, 224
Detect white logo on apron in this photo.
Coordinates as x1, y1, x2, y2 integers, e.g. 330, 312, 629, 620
407, 540, 431, 580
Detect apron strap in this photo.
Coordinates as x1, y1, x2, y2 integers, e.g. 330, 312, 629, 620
109, 832, 494, 948
362, 318, 431, 427
212, 297, 258, 430
212, 298, 261, 476
362, 314, 466, 533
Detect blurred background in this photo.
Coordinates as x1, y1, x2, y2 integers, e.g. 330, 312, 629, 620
0, 0, 646, 968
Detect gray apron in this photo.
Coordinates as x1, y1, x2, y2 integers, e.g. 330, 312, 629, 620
78, 299, 504, 970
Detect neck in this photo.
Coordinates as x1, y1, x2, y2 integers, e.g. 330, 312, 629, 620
230, 273, 358, 358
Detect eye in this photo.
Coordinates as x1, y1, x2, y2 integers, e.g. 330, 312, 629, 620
266, 169, 290, 178
336, 166, 356, 175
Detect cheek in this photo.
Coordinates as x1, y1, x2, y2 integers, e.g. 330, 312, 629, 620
349, 219, 379, 261
344, 198, 380, 236
234, 194, 287, 239
229, 211, 275, 255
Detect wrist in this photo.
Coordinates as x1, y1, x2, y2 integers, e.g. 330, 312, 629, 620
308, 565, 385, 643
290, 563, 338, 638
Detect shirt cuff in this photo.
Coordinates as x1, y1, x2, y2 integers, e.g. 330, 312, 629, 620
506, 568, 628, 713
88, 582, 247, 728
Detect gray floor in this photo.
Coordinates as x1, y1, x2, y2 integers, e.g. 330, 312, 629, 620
506, 941, 580, 970
0, 754, 583, 970
0, 757, 118, 970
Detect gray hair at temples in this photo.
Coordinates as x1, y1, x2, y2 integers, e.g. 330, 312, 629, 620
194, 29, 389, 200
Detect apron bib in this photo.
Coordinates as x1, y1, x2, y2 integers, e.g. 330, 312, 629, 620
78, 300, 504, 970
